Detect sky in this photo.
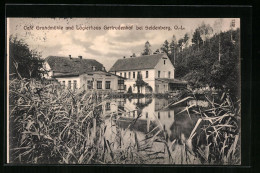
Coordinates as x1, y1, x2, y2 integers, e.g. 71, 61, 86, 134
7, 18, 240, 70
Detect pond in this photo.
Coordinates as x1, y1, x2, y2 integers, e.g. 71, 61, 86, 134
101, 97, 203, 164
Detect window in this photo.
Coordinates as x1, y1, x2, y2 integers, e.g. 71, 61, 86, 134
158, 71, 160, 78
146, 112, 148, 118
120, 73, 122, 77
124, 72, 126, 78
73, 80, 77, 90
164, 60, 166, 64
168, 71, 171, 78
97, 81, 102, 89
87, 80, 93, 89
146, 71, 148, 78
105, 81, 111, 89
158, 112, 160, 119
68, 81, 71, 89
133, 72, 135, 78
128, 72, 131, 79
105, 102, 111, 111
168, 111, 171, 118
118, 80, 124, 90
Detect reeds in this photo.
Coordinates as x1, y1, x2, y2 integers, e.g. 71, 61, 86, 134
169, 90, 241, 165
9, 78, 240, 164
8, 78, 165, 164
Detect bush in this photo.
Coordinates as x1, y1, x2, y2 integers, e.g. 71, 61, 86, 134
127, 86, 132, 94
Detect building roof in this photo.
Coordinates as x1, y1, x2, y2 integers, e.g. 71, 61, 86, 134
45, 56, 104, 75
109, 53, 167, 72
54, 70, 126, 79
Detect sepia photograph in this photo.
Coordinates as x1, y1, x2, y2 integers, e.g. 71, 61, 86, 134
7, 18, 241, 165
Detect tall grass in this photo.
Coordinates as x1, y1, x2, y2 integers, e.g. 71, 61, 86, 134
170, 90, 241, 165
8, 78, 167, 164
9, 78, 240, 164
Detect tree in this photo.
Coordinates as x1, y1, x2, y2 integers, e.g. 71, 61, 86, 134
178, 38, 184, 52
135, 73, 148, 93
183, 33, 189, 47
169, 35, 177, 64
198, 22, 214, 44
9, 35, 43, 79
127, 86, 133, 93
142, 41, 152, 55
192, 29, 203, 51
154, 49, 160, 54
160, 40, 170, 56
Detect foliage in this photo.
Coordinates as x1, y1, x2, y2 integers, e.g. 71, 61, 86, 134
135, 73, 153, 93
160, 40, 170, 56
9, 78, 163, 164
170, 91, 241, 164
9, 77, 240, 164
175, 29, 240, 97
9, 35, 43, 79
142, 41, 152, 55
127, 86, 133, 94
192, 29, 203, 51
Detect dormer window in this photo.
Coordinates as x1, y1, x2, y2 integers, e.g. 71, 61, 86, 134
92, 66, 96, 71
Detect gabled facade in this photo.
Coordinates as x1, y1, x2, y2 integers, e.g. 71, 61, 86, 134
109, 53, 187, 94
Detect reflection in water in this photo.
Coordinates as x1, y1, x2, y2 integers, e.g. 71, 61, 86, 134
102, 97, 201, 164
103, 98, 199, 141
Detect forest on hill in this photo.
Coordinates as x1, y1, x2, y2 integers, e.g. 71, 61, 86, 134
142, 25, 240, 96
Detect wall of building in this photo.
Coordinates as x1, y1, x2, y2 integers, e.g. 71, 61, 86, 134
115, 69, 156, 93
79, 73, 120, 91
55, 76, 80, 90
113, 56, 175, 94
154, 57, 175, 79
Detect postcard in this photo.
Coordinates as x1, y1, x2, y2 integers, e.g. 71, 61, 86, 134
7, 17, 241, 165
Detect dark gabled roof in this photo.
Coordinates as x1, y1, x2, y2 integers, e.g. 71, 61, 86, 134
109, 53, 167, 72
45, 56, 104, 75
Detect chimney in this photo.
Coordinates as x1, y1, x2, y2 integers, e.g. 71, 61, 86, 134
78, 56, 82, 59
69, 55, 72, 59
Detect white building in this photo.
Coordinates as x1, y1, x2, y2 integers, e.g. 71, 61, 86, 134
109, 53, 187, 94
43, 55, 125, 92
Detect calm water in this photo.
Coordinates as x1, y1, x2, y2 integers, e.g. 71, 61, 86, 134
101, 97, 205, 164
